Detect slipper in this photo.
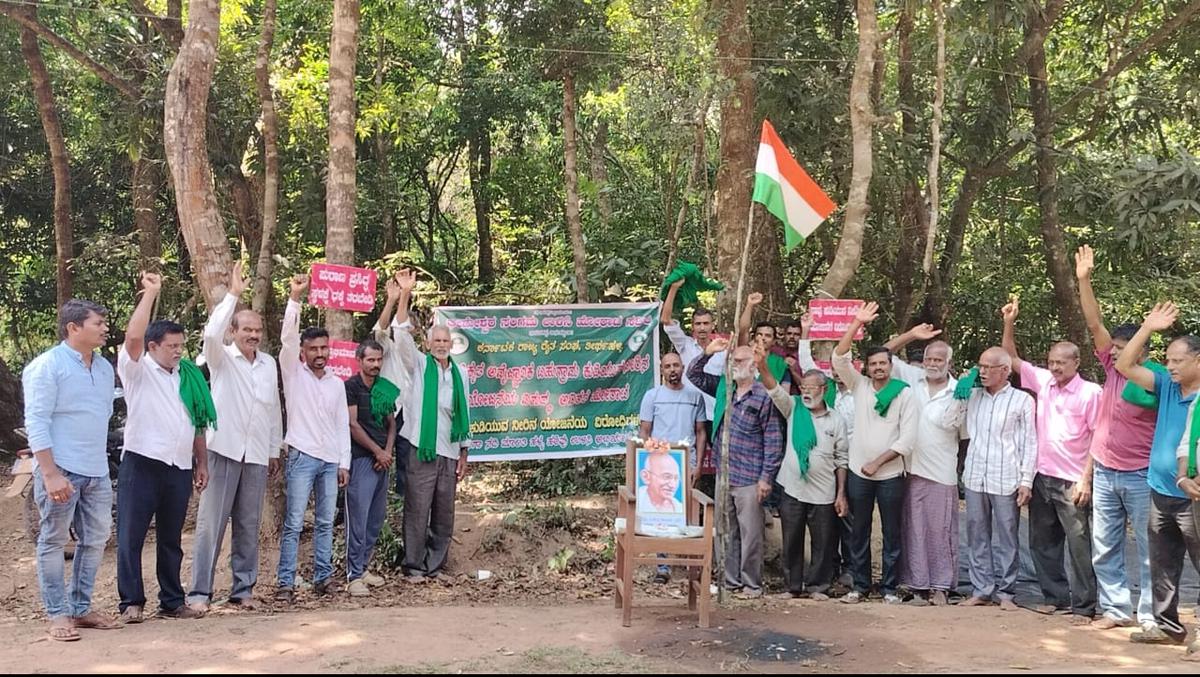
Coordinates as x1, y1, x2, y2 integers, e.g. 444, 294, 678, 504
72, 611, 121, 630
226, 597, 257, 611
48, 623, 81, 642
119, 606, 144, 625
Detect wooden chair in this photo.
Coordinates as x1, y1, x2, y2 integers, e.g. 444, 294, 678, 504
614, 438, 714, 627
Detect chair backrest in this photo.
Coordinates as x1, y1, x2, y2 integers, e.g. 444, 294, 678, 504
626, 437, 693, 533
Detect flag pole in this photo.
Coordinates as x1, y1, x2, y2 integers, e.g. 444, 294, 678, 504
716, 203, 756, 605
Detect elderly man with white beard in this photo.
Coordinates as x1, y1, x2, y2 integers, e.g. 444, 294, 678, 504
687, 338, 785, 599
886, 324, 961, 606
756, 346, 849, 600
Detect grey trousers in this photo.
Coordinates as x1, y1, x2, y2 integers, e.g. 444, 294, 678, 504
1030, 473, 1097, 616
402, 446, 458, 577
187, 452, 268, 604
965, 488, 1020, 601
725, 483, 765, 591
345, 455, 389, 581
1149, 490, 1200, 640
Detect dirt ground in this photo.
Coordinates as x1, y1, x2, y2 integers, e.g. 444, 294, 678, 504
0, 469, 1197, 673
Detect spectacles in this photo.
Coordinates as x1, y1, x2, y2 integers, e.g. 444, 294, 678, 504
977, 364, 1007, 371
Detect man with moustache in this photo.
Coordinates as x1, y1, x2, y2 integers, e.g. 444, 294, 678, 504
639, 350, 708, 582
343, 339, 397, 597
886, 323, 961, 606
945, 347, 1037, 611
275, 275, 351, 603
831, 302, 918, 604
1002, 299, 1102, 623
187, 264, 283, 612
23, 297, 118, 640
116, 272, 211, 622
688, 337, 784, 598
757, 346, 848, 600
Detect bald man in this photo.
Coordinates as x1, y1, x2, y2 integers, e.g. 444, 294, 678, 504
187, 265, 283, 612
945, 347, 1037, 610
639, 453, 684, 513
1003, 300, 1102, 622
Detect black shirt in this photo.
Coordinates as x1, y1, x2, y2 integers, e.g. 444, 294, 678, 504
345, 374, 391, 459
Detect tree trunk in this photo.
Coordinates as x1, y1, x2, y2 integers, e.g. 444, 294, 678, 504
468, 127, 496, 291
373, 37, 397, 256
1026, 14, 1088, 350
817, 0, 879, 300
20, 27, 73, 308
889, 0, 926, 329
563, 71, 589, 303
325, 0, 361, 339
163, 0, 232, 310
666, 101, 708, 273
591, 114, 612, 230
713, 0, 785, 325
921, 0, 946, 277
252, 0, 281, 315
132, 154, 161, 270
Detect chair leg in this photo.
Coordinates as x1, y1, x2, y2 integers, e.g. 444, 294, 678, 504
621, 551, 635, 627
687, 562, 697, 611
698, 557, 712, 628
614, 541, 625, 609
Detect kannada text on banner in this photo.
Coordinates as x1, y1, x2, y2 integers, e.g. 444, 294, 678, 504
434, 303, 660, 461
308, 263, 378, 312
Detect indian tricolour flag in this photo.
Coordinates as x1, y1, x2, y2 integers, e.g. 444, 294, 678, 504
752, 120, 836, 251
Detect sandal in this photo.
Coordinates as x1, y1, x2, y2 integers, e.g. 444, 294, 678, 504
48, 620, 81, 642
72, 611, 122, 630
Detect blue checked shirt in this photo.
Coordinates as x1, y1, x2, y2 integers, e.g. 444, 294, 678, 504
687, 354, 785, 488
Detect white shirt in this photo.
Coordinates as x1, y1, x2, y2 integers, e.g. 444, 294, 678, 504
832, 350, 917, 480
1178, 399, 1197, 461
891, 358, 960, 486
662, 321, 726, 420
118, 347, 195, 469
946, 384, 1037, 495
280, 300, 351, 469
393, 319, 470, 461
203, 293, 283, 465
797, 339, 856, 440
373, 320, 412, 416
767, 385, 849, 504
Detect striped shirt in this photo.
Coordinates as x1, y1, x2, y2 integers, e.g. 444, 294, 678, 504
687, 354, 785, 488
946, 384, 1037, 495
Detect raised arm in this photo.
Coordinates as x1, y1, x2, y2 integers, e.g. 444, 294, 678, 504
279, 274, 307, 377
686, 337, 728, 397
796, 312, 819, 372
376, 272, 401, 333
660, 278, 683, 327
835, 301, 876, 358
124, 271, 163, 362
884, 322, 940, 383
203, 263, 246, 370
1117, 302, 1177, 391
737, 292, 763, 346
389, 268, 423, 375
1075, 245, 1112, 353
393, 267, 416, 328
1000, 298, 1024, 375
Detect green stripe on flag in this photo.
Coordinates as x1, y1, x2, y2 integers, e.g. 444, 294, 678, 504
753, 172, 804, 251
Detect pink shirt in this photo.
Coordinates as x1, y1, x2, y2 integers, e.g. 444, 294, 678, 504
1019, 362, 1102, 483
1089, 350, 1156, 471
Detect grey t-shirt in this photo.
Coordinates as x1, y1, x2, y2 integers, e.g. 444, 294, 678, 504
639, 385, 708, 455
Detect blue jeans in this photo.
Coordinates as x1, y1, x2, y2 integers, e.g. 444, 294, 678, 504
276, 448, 338, 589
1091, 464, 1153, 625
33, 467, 112, 619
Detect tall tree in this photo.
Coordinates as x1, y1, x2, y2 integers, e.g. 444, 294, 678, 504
817, 0, 879, 300
252, 0, 282, 315
164, 0, 232, 308
563, 71, 589, 302
325, 0, 361, 338
19, 26, 73, 307
713, 0, 785, 323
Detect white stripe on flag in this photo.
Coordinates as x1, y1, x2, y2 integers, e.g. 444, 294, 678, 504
756, 144, 826, 238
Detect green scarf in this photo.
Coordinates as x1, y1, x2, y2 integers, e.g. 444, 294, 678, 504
178, 359, 217, 434
1188, 402, 1199, 479
1121, 360, 1168, 409
418, 354, 470, 463
823, 379, 838, 409
790, 397, 818, 477
660, 261, 724, 317
954, 366, 981, 400
873, 378, 910, 416
713, 354, 789, 431
1185, 405, 1195, 477
369, 376, 401, 427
